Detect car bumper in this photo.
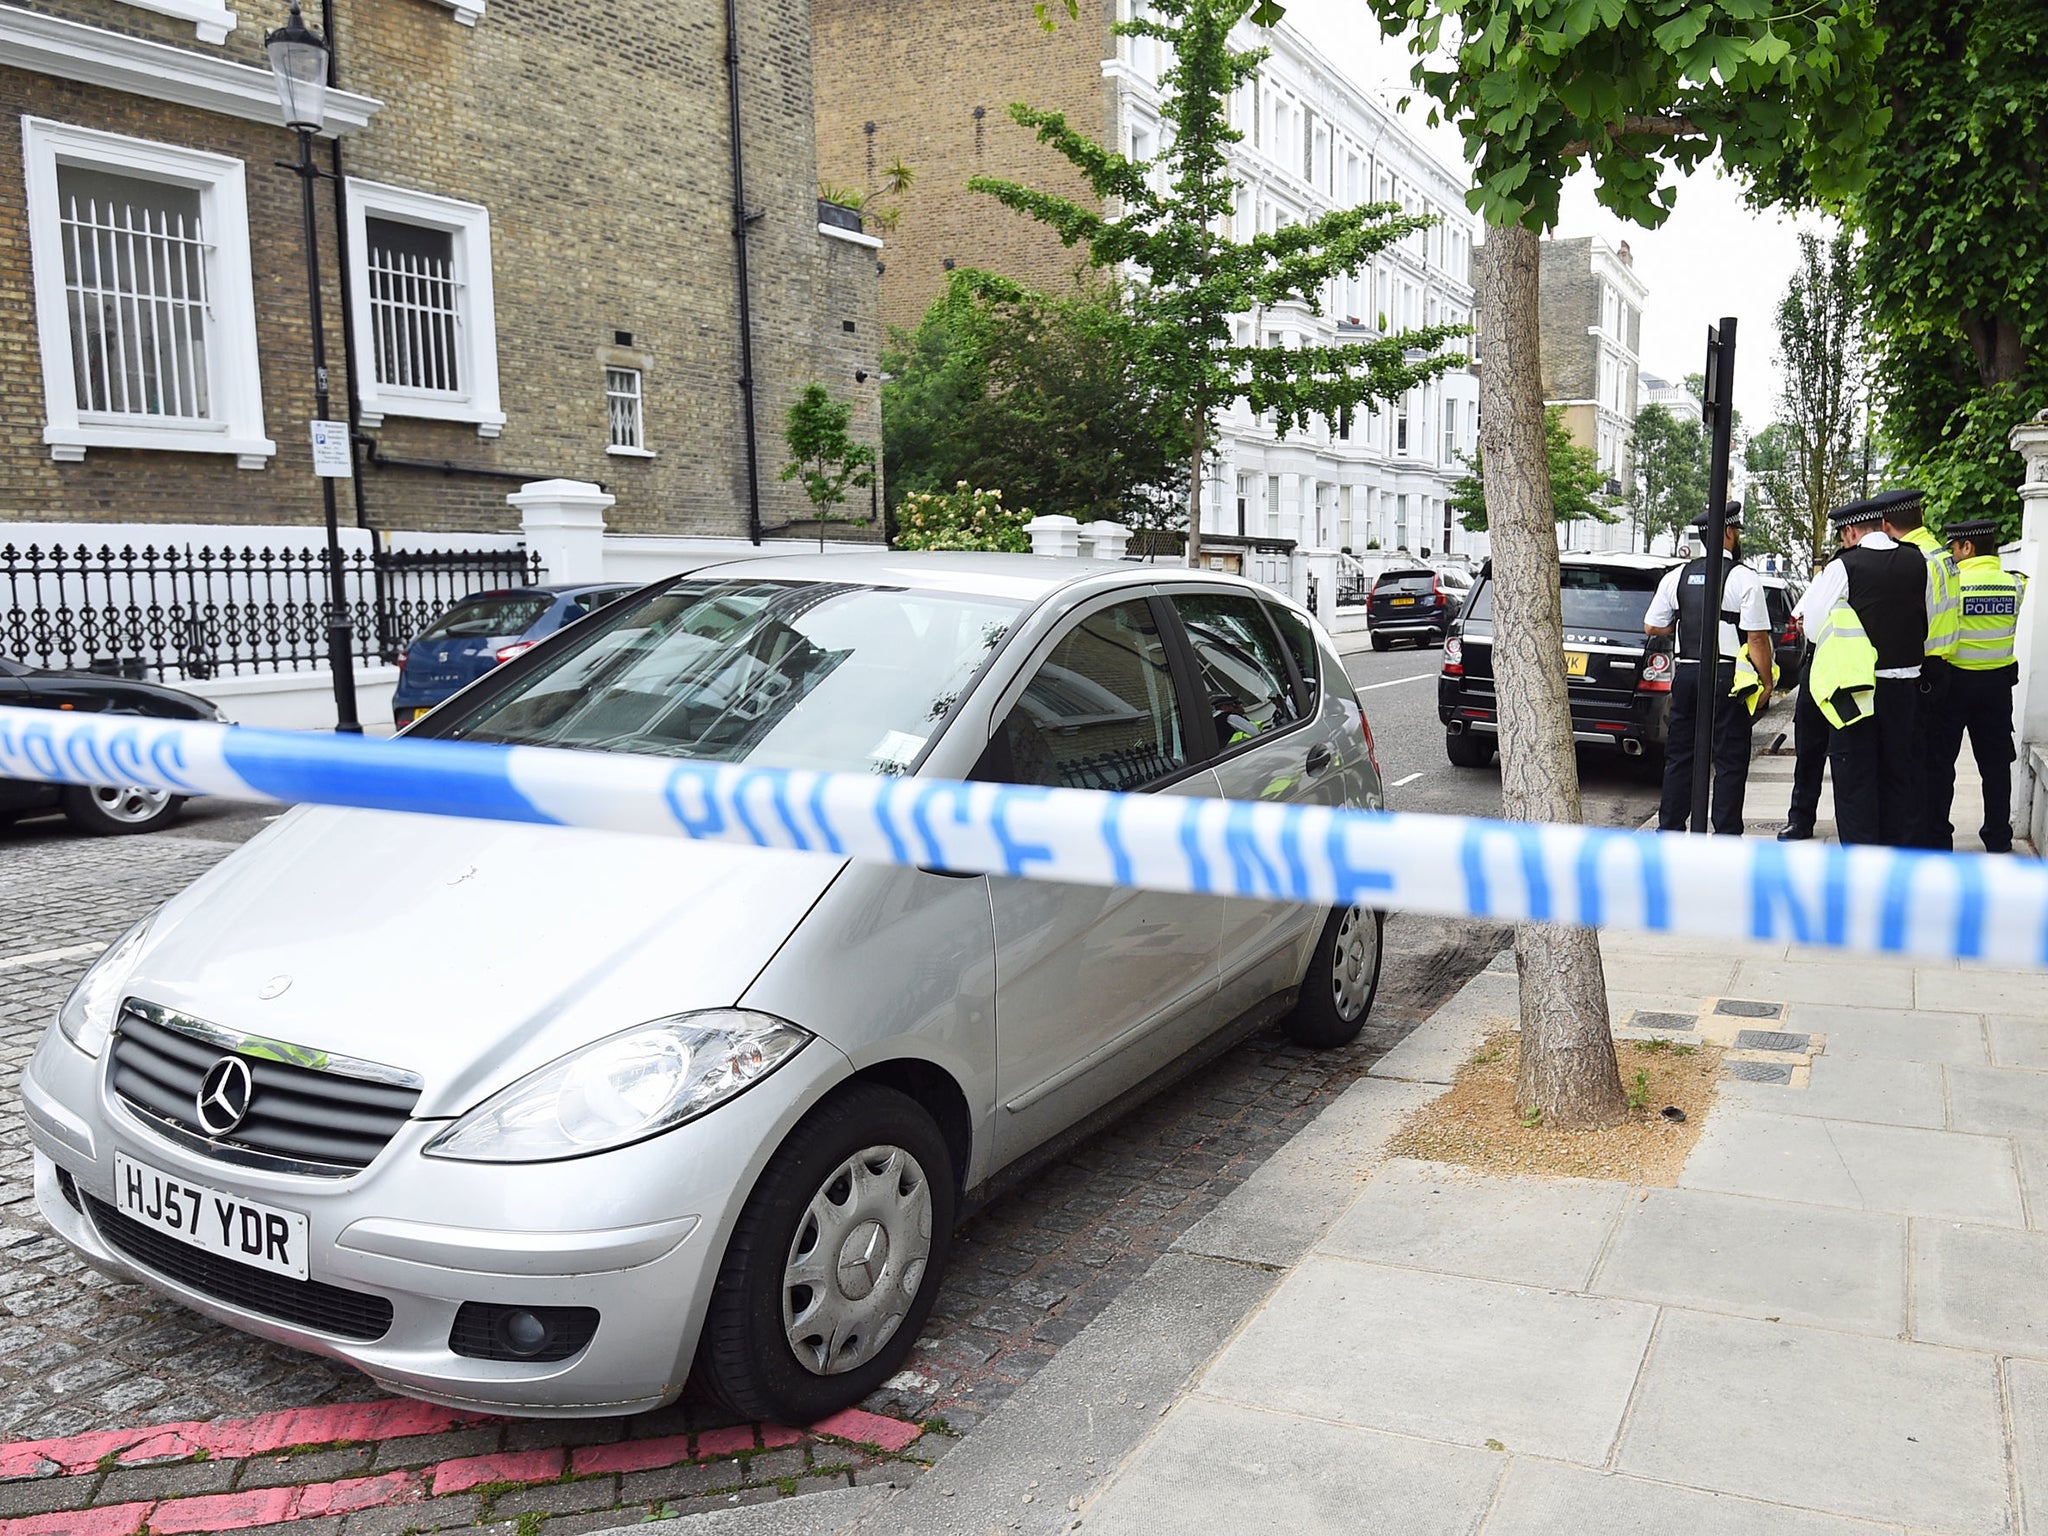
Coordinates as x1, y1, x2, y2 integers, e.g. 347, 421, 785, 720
23, 1021, 853, 1416
1370, 613, 1447, 637
1440, 682, 1671, 751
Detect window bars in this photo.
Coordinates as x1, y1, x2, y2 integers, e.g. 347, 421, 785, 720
366, 218, 461, 394
59, 172, 212, 421
606, 367, 644, 450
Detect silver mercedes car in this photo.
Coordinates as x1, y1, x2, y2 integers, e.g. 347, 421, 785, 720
22, 553, 1386, 1423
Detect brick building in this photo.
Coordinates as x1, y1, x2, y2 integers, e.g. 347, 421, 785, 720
1, 0, 883, 538
1536, 234, 1647, 553
813, 0, 1483, 560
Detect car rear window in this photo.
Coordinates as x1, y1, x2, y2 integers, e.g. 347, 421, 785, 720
417, 593, 554, 642
1377, 571, 1438, 593
1463, 565, 1667, 633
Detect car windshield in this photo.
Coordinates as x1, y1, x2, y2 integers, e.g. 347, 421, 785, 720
434, 578, 1022, 773
1464, 565, 1668, 633
417, 593, 554, 642
1379, 572, 1438, 593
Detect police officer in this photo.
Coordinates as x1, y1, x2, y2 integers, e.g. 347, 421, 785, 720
1778, 545, 1842, 841
1646, 504, 1774, 834
1801, 492, 1934, 846
1877, 491, 1964, 845
1929, 516, 2026, 852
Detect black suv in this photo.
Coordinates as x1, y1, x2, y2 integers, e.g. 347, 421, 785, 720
1439, 554, 1681, 768
1367, 567, 1459, 651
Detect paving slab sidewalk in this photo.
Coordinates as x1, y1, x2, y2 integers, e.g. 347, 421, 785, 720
1076, 929, 2048, 1536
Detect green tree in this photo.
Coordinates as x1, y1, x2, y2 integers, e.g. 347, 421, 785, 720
1854, 1, 2047, 541
779, 383, 877, 550
881, 274, 1190, 529
1356, 0, 1884, 1128
1451, 407, 1616, 532
1762, 230, 1867, 570
1628, 404, 1706, 554
971, 0, 1463, 567
818, 158, 916, 234
1742, 423, 1821, 578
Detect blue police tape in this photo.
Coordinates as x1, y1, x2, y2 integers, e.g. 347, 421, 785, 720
3, 703, 2045, 969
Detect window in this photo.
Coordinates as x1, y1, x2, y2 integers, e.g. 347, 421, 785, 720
1174, 593, 1301, 749
23, 118, 270, 466
606, 367, 648, 454
1396, 399, 1410, 454
345, 179, 504, 436
1443, 407, 1457, 463
1396, 494, 1410, 549
1267, 474, 1281, 535
1443, 500, 1455, 551
1265, 602, 1321, 709
992, 601, 1186, 793
1302, 110, 1316, 181
1235, 472, 1252, 536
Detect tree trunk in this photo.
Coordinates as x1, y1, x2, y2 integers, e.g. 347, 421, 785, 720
1479, 220, 1625, 1131
1186, 415, 1206, 569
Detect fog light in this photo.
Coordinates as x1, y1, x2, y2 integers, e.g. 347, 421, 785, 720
501, 1310, 548, 1356
449, 1301, 600, 1363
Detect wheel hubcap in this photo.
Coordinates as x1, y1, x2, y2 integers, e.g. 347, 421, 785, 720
1330, 905, 1379, 1022
92, 785, 171, 824
783, 1145, 932, 1376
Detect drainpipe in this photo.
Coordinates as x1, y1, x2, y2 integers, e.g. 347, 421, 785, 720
725, 0, 763, 544
318, 0, 374, 538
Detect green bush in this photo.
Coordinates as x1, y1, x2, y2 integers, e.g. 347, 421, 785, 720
891, 483, 1032, 553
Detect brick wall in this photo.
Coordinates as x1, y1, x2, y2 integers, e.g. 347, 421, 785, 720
1, 0, 882, 540
812, 0, 1115, 338
1536, 236, 1596, 404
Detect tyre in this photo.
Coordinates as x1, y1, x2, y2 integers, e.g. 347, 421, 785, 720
1284, 905, 1385, 1047
1370, 632, 1391, 652
1444, 729, 1493, 768
60, 785, 184, 836
695, 1083, 955, 1423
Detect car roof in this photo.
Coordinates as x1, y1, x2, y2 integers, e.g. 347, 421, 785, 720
663, 549, 1276, 605
1558, 552, 1683, 570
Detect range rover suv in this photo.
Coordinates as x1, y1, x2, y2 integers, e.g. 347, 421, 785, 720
1438, 553, 1682, 769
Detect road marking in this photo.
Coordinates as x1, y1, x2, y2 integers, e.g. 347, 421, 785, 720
1356, 672, 1436, 692
0, 941, 106, 973
1390, 772, 1424, 788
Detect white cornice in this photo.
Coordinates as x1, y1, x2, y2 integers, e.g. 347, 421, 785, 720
0, 5, 382, 136
421, 0, 484, 23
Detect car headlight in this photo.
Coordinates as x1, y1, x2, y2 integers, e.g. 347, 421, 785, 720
57, 915, 155, 1057
423, 1011, 811, 1163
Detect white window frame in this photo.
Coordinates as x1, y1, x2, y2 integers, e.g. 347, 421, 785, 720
23, 116, 272, 467
606, 365, 653, 457
114, 0, 238, 44
344, 178, 504, 437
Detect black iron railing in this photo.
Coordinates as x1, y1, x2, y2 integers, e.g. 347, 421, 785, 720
0, 541, 545, 679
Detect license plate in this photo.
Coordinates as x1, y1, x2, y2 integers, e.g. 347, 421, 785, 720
114, 1152, 309, 1280
1564, 651, 1590, 676
1390, 596, 1416, 606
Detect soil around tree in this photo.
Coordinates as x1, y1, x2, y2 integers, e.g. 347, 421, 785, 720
1390, 1031, 1724, 1185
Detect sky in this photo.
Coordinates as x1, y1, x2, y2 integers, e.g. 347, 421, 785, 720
1280, 0, 1834, 420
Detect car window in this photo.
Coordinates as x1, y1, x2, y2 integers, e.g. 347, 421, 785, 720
1764, 587, 1792, 627
417, 593, 554, 642
1378, 571, 1438, 594
434, 579, 1020, 774
1174, 591, 1302, 749
1462, 565, 1667, 633
571, 589, 630, 619
1262, 601, 1321, 709
992, 600, 1188, 792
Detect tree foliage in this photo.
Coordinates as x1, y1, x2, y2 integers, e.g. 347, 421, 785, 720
881, 275, 1190, 530
1450, 407, 1615, 532
779, 384, 876, 545
817, 158, 916, 234
972, 0, 1464, 561
1753, 229, 1868, 570
1741, 423, 1819, 578
1627, 403, 1706, 553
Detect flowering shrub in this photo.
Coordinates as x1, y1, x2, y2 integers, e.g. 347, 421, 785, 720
891, 483, 1032, 553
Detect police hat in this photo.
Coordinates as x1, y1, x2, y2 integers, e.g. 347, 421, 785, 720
1945, 516, 2002, 548
1688, 501, 1744, 531
1830, 489, 1924, 529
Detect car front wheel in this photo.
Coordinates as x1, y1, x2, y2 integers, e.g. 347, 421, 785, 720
1283, 904, 1384, 1047
695, 1083, 955, 1423
60, 785, 184, 836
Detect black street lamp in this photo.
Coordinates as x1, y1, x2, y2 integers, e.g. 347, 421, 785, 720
266, 0, 361, 733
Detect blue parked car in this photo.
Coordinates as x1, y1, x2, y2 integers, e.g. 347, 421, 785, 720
392, 584, 634, 727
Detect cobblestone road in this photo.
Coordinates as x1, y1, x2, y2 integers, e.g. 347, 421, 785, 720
0, 804, 1503, 1529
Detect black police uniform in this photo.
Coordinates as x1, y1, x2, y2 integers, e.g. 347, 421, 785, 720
1658, 546, 1758, 835
1781, 550, 1839, 840
1828, 534, 1929, 847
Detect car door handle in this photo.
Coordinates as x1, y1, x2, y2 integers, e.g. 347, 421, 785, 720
1305, 743, 1335, 776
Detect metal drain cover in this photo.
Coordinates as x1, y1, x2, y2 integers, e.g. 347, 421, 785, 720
1715, 999, 1786, 1019
1726, 1060, 1794, 1084
1734, 1030, 1811, 1053
1630, 1011, 1698, 1032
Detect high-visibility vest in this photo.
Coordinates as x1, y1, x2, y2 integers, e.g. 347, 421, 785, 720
1953, 555, 2023, 672
1730, 650, 1780, 716
1809, 601, 1878, 729
1899, 525, 1963, 662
